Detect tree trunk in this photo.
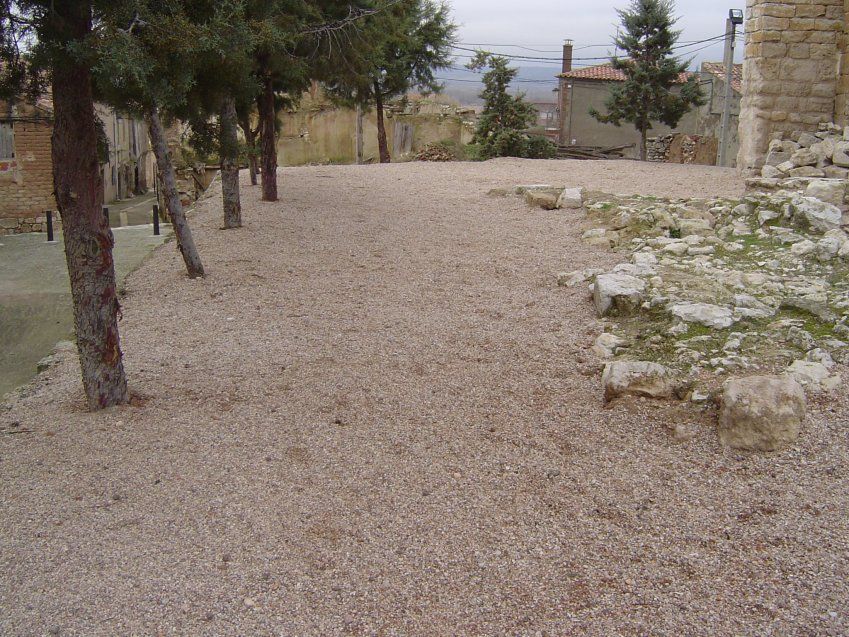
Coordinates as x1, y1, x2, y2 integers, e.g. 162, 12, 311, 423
51, 4, 128, 410
145, 105, 205, 278
639, 127, 647, 161
219, 95, 242, 229
374, 81, 390, 164
239, 115, 258, 186
256, 75, 278, 201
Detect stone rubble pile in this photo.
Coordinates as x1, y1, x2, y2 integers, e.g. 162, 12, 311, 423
555, 182, 849, 449
760, 122, 849, 179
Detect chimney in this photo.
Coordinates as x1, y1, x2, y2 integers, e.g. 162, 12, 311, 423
562, 39, 573, 75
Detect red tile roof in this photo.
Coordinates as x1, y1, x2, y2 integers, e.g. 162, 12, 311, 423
559, 62, 693, 84
701, 62, 743, 94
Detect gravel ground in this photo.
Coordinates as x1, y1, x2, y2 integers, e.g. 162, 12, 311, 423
2, 158, 848, 636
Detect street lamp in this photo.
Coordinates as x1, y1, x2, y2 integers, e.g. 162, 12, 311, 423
729, 9, 744, 25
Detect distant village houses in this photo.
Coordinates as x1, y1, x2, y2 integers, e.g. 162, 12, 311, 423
555, 40, 742, 165
0, 97, 155, 235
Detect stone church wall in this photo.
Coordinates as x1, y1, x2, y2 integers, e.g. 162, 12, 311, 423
738, 0, 849, 174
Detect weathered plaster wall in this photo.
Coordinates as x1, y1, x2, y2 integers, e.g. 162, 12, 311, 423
738, 0, 848, 174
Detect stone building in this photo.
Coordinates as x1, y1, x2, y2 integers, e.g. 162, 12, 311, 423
737, 0, 849, 174
0, 98, 154, 235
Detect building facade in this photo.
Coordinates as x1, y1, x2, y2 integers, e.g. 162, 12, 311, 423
0, 99, 155, 235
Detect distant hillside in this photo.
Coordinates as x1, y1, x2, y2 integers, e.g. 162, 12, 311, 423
436, 65, 561, 106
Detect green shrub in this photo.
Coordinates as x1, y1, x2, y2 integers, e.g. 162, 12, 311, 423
525, 135, 557, 159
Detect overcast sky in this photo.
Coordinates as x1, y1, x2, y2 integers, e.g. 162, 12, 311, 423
446, 0, 745, 69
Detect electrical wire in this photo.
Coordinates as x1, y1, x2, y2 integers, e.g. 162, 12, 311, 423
450, 33, 735, 63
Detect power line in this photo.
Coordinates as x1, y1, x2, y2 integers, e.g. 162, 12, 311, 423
450, 33, 734, 64
455, 35, 743, 54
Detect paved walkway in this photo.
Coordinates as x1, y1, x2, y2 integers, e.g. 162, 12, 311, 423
0, 222, 171, 396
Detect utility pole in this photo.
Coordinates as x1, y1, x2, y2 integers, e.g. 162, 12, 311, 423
355, 103, 364, 165
719, 9, 744, 167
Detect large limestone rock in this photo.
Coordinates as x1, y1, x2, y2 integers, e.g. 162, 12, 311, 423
525, 189, 560, 210
831, 141, 849, 167
789, 195, 842, 233
789, 147, 817, 167
602, 361, 678, 403
805, 179, 846, 206
557, 187, 584, 210
593, 273, 646, 317
669, 302, 735, 329
787, 360, 841, 391
718, 375, 806, 451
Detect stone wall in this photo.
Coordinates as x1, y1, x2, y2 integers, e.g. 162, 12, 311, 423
737, 0, 848, 174
0, 118, 55, 235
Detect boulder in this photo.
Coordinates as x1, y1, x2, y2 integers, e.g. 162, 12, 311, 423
789, 195, 843, 232
815, 235, 842, 261
557, 187, 584, 210
831, 140, 849, 167
790, 147, 818, 167
677, 218, 714, 237
592, 333, 626, 359
761, 165, 782, 179
525, 189, 560, 210
557, 268, 604, 287
669, 302, 735, 329
790, 239, 816, 256
824, 165, 849, 179
601, 361, 678, 403
775, 160, 796, 173
787, 360, 841, 391
718, 375, 806, 451
662, 241, 689, 256
593, 273, 646, 317
805, 179, 846, 206
788, 166, 825, 178
797, 132, 819, 148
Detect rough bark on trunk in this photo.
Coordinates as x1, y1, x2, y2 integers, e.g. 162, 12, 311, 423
257, 76, 278, 201
639, 127, 647, 161
239, 115, 259, 186
51, 5, 128, 410
145, 106, 205, 278
374, 81, 390, 164
219, 95, 242, 229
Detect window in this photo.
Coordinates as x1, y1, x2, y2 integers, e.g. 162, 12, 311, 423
0, 122, 13, 160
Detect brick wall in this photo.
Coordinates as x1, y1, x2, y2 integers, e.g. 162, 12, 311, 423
737, 0, 848, 173
0, 118, 56, 235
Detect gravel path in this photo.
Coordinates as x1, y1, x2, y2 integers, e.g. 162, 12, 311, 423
2, 159, 848, 636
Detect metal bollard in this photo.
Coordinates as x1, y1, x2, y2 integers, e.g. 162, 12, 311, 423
103, 206, 109, 226
153, 204, 160, 236
46, 210, 54, 242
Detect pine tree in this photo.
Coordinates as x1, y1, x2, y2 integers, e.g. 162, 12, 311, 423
93, 3, 206, 277
590, 0, 704, 161
325, 0, 456, 164
467, 53, 552, 160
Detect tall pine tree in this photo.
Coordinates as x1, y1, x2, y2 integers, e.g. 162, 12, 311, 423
590, 0, 704, 160
324, 0, 455, 164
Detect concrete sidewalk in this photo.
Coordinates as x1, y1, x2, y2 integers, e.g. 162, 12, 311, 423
0, 223, 172, 397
